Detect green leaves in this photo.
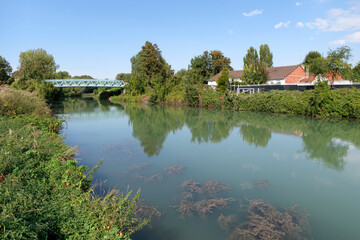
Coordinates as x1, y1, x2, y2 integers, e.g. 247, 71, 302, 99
216, 68, 230, 93
242, 45, 270, 84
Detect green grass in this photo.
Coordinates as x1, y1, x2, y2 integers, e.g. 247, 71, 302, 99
0, 87, 148, 239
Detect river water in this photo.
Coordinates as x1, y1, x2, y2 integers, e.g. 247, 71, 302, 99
55, 98, 360, 240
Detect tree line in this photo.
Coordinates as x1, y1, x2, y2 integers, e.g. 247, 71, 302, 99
1, 43, 359, 103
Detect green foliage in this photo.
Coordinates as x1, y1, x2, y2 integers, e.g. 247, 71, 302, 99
243, 47, 259, 67
72, 75, 94, 79
0, 56, 13, 85
188, 51, 213, 82
16, 48, 58, 81
189, 50, 233, 81
242, 46, 270, 84
134, 41, 172, 80
0, 86, 52, 118
116, 73, 131, 82
209, 50, 233, 75
10, 49, 62, 103
185, 85, 199, 107
303, 51, 322, 65
242, 59, 269, 84
353, 62, 360, 82
0, 89, 148, 239
98, 88, 124, 100
126, 73, 145, 96
216, 68, 230, 93
54, 71, 71, 79
307, 46, 352, 85
126, 41, 173, 101
259, 44, 273, 67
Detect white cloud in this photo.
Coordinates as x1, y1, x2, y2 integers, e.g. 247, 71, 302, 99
296, 22, 305, 28
305, 18, 329, 31
330, 31, 360, 45
296, 2, 302, 6
347, 31, 360, 42
228, 29, 234, 35
274, 21, 291, 29
329, 39, 346, 45
243, 9, 263, 17
304, 4, 360, 32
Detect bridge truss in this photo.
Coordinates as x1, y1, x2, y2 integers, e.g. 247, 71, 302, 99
45, 79, 126, 88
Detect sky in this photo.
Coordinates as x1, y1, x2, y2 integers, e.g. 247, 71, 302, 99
1, 0, 360, 79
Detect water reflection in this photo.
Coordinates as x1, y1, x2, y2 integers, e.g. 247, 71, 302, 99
56, 98, 360, 171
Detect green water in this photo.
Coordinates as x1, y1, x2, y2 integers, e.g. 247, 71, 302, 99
55, 98, 360, 240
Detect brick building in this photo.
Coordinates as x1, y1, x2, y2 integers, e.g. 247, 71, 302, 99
207, 64, 349, 86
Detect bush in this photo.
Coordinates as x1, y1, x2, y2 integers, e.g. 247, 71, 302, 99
0, 86, 52, 118
0, 88, 149, 239
98, 88, 124, 100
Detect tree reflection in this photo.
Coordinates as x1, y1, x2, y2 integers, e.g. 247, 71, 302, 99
124, 104, 186, 157
75, 101, 360, 170
239, 124, 272, 148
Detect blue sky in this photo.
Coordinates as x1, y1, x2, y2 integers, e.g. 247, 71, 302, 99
1, 0, 360, 79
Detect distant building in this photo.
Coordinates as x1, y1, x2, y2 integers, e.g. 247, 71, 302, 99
207, 64, 352, 86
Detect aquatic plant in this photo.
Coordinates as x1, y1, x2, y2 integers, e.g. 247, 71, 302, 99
230, 200, 310, 240
253, 179, 269, 189
129, 163, 153, 172
217, 214, 239, 232
181, 180, 230, 197
202, 180, 231, 196
173, 198, 235, 217
181, 191, 193, 200
181, 180, 203, 195
135, 173, 163, 183
134, 202, 162, 221
164, 166, 185, 175
147, 174, 163, 183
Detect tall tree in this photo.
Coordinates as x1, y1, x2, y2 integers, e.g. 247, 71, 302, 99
189, 51, 213, 79
72, 75, 94, 79
16, 48, 58, 81
307, 46, 352, 86
116, 73, 131, 82
353, 62, 360, 82
242, 46, 269, 84
216, 67, 230, 93
327, 46, 351, 82
259, 44, 273, 67
54, 71, 71, 79
243, 47, 259, 67
303, 51, 322, 65
137, 41, 172, 80
0, 56, 13, 84
209, 50, 233, 75
127, 41, 172, 96
242, 59, 269, 84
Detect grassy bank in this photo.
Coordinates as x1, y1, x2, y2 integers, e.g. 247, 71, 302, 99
111, 83, 360, 119
0, 87, 148, 239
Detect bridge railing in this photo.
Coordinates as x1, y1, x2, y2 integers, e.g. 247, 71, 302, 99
45, 79, 126, 88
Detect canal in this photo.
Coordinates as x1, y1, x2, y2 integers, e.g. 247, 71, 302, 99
55, 98, 360, 240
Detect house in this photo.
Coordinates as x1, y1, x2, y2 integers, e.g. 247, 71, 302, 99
207, 64, 351, 86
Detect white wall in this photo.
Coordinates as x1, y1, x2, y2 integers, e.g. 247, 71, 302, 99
267, 78, 285, 85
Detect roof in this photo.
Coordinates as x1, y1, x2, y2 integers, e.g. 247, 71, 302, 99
267, 65, 299, 79
208, 64, 301, 82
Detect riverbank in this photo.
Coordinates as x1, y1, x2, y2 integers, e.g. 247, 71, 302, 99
111, 83, 360, 119
0, 86, 148, 239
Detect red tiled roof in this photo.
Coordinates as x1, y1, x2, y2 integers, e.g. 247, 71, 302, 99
208, 65, 301, 82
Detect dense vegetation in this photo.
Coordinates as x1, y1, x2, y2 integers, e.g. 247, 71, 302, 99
0, 87, 148, 239
111, 42, 360, 119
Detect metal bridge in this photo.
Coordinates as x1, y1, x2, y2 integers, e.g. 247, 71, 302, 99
45, 79, 126, 88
